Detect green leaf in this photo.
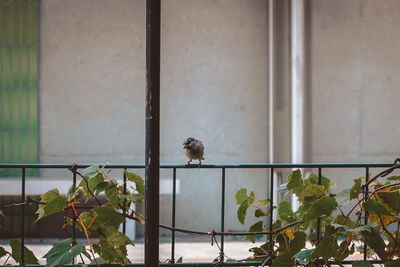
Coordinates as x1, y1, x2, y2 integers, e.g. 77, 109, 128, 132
66, 183, 81, 201
176, 257, 183, 263
258, 198, 270, 207
295, 249, 314, 265
350, 178, 362, 200
310, 226, 338, 262
303, 196, 338, 221
43, 238, 85, 267
271, 231, 306, 267
379, 190, 400, 212
0, 209, 4, 217
82, 165, 100, 178
306, 173, 331, 192
245, 221, 264, 243
94, 226, 133, 263
36, 193, 67, 221
385, 260, 400, 267
331, 223, 371, 234
335, 188, 351, 204
105, 185, 119, 208
235, 188, 247, 204
0, 246, 8, 258
237, 200, 249, 224
300, 184, 325, 200
352, 261, 374, 267
125, 171, 145, 196
386, 176, 400, 181
287, 170, 303, 196
362, 228, 388, 262
278, 201, 295, 223
254, 209, 267, 217
10, 239, 39, 264
134, 211, 145, 224
93, 206, 125, 229
363, 199, 394, 216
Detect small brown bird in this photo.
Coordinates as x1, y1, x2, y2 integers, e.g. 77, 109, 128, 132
183, 137, 204, 166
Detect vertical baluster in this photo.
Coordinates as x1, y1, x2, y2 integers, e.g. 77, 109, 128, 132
171, 168, 176, 263
21, 167, 25, 265
317, 168, 322, 243
269, 168, 274, 252
220, 168, 226, 254
364, 167, 369, 261
123, 168, 127, 234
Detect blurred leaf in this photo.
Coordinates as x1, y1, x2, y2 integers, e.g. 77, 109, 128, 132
0, 246, 8, 258
278, 201, 295, 223
93, 206, 124, 229
105, 185, 119, 208
279, 183, 289, 194
249, 191, 255, 204
254, 209, 267, 217
350, 178, 362, 200
295, 249, 314, 265
362, 228, 388, 262
125, 171, 145, 196
258, 198, 270, 207
0, 209, 4, 217
385, 260, 400, 267
235, 188, 247, 205
363, 199, 394, 216
287, 170, 303, 196
94, 182, 110, 195
271, 231, 306, 267
36, 190, 67, 221
237, 200, 249, 224
245, 221, 263, 243
300, 184, 325, 200
134, 211, 145, 224
307, 173, 331, 192
82, 165, 100, 178
10, 239, 39, 264
43, 238, 84, 267
310, 226, 338, 262
331, 223, 371, 234
378, 190, 400, 212
335, 189, 351, 204
303, 197, 337, 221
176, 257, 183, 263
352, 261, 374, 267
386, 176, 400, 181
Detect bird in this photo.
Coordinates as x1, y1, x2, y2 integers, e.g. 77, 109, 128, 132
183, 137, 204, 166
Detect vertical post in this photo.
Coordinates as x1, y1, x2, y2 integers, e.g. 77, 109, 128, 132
269, 168, 274, 252
21, 168, 25, 265
145, 0, 161, 265
317, 168, 322, 243
220, 168, 226, 253
363, 167, 369, 261
123, 169, 127, 234
171, 168, 176, 263
72, 169, 76, 243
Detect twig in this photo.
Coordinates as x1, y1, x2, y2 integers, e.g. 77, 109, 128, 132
68, 164, 101, 206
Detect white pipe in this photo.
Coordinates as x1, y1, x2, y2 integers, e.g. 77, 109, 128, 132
291, 0, 305, 211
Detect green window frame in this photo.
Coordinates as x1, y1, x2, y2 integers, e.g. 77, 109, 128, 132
0, 0, 39, 177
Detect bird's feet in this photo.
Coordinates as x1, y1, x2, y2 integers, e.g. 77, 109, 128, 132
187, 159, 192, 166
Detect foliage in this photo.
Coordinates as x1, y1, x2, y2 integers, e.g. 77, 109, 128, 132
0, 165, 145, 265
236, 167, 400, 266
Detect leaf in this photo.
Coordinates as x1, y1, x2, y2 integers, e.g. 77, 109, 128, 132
93, 206, 125, 229
287, 170, 303, 196
105, 185, 119, 208
66, 183, 80, 201
36, 192, 67, 221
310, 226, 338, 262
362, 228, 388, 262
350, 178, 362, 200
0, 246, 8, 258
43, 238, 85, 267
0, 209, 4, 217
303, 196, 338, 221
271, 231, 306, 267
378, 190, 400, 212
94, 227, 133, 263
386, 176, 400, 181
82, 165, 100, 178
125, 171, 145, 196
176, 257, 183, 263
279, 183, 289, 194
235, 188, 247, 204
300, 184, 325, 200
295, 249, 315, 265
353, 261, 374, 267
245, 221, 264, 243
385, 260, 400, 267
237, 200, 250, 224
254, 209, 267, 217
307, 173, 331, 192
249, 191, 256, 204
278, 201, 295, 223
331, 223, 372, 234
363, 199, 394, 216
134, 211, 145, 224
10, 239, 39, 264
94, 182, 110, 195
258, 198, 270, 207
335, 188, 351, 204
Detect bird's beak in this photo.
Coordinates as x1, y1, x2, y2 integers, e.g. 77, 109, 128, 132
184, 144, 189, 149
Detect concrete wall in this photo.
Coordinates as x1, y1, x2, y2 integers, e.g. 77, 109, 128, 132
309, 0, 400, 189
38, 0, 269, 235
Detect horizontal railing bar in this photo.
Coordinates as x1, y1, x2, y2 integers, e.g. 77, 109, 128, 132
0, 163, 398, 169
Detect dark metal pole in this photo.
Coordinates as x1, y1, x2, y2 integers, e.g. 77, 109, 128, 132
21, 167, 25, 265
145, 0, 161, 265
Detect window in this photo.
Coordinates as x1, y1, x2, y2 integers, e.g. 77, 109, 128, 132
0, 0, 39, 177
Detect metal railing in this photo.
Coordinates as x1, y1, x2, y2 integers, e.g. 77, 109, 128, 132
0, 162, 399, 266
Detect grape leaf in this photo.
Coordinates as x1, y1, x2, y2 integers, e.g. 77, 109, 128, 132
0, 246, 8, 259
43, 238, 85, 267
10, 239, 39, 264
278, 201, 295, 223
82, 165, 100, 178
350, 178, 362, 200
125, 171, 145, 196
363, 199, 394, 216
235, 188, 247, 204
237, 200, 250, 224
245, 221, 264, 243
287, 170, 303, 196
93, 206, 124, 229
362, 228, 388, 262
